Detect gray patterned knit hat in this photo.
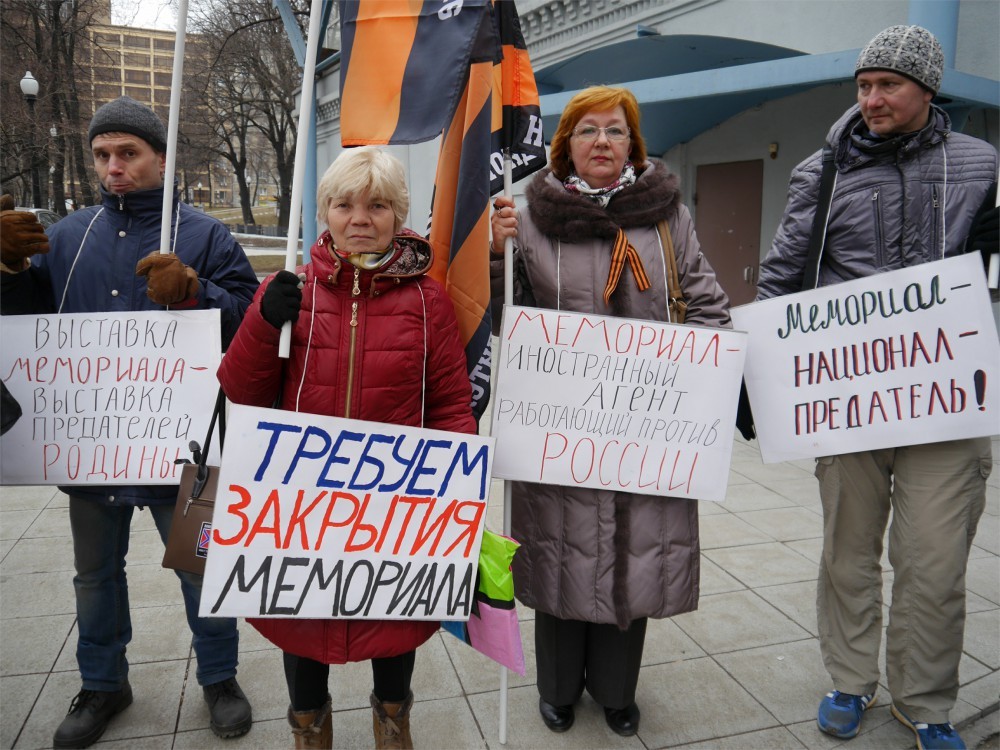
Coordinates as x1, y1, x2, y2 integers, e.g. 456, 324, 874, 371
88, 96, 167, 152
855, 25, 944, 94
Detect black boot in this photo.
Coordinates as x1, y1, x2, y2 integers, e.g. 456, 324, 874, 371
203, 677, 253, 738
53, 684, 133, 749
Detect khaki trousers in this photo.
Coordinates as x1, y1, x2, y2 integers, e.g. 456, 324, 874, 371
815, 437, 990, 723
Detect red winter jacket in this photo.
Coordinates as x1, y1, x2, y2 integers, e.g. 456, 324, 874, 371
218, 229, 476, 664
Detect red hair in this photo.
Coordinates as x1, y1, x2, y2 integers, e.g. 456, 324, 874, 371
548, 86, 647, 181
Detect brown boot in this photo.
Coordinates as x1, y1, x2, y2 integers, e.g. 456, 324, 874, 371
371, 691, 413, 749
288, 695, 332, 749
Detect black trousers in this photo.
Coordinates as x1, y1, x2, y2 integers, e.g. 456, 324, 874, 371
283, 650, 416, 711
535, 611, 647, 710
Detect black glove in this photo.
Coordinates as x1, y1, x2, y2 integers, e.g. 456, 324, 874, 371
965, 183, 998, 270
260, 270, 302, 330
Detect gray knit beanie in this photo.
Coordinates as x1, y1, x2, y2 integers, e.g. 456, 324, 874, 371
88, 96, 167, 152
855, 25, 944, 94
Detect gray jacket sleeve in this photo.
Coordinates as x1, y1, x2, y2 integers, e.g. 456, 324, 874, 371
756, 150, 823, 300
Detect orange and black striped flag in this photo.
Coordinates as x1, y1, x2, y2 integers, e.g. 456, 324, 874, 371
427, 0, 545, 420
340, 0, 491, 145
339, 0, 545, 420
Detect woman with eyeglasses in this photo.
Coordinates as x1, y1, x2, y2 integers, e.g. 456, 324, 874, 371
490, 86, 730, 737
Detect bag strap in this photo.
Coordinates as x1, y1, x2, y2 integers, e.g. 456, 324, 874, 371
655, 219, 684, 317
190, 388, 226, 497
801, 146, 838, 291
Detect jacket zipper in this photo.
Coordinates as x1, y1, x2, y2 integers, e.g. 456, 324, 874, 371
344, 266, 361, 418
931, 184, 940, 259
871, 187, 884, 268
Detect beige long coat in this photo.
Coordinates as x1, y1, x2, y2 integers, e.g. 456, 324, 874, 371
490, 160, 731, 626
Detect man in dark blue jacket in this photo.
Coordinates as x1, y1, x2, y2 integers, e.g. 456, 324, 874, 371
1, 97, 259, 748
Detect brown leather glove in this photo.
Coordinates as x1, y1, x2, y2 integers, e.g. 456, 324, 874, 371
1, 194, 50, 268
135, 251, 200, 305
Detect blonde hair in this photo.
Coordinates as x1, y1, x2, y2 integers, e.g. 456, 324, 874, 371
316, 146, 409, 231
548, 86, 648, 181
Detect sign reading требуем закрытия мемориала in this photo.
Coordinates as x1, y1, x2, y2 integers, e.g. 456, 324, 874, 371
199, 405, 495, 621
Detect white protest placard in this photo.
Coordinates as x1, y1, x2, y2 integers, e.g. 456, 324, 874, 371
0, 310, 222, 485
732, 254, 999, 464
490, 306, 747, 502
200, 404, 494, 620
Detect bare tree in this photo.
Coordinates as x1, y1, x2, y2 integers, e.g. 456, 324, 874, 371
189, 0, 304, 229
1, 0, 102, 211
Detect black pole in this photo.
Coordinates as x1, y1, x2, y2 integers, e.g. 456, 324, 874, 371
26, 96, 42, 209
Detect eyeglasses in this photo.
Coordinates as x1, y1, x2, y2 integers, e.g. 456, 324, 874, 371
571, 125, 631, 142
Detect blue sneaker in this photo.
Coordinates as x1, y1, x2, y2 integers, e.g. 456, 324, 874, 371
891, 705, 966, 750
816, 690, 876, 738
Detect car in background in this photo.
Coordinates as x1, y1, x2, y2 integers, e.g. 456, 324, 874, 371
14, 207, 61, 228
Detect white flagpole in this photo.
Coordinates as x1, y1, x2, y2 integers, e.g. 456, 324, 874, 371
279, 0, 324, 358
988, 167, 1000, 290
159, 0, 189, 254
497, 150, 515, 745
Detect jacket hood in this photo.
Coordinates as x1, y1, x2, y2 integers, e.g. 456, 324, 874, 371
525, 158, 681, 241
827, 103, 951, 171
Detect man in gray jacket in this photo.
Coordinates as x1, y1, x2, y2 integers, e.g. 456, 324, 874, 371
757, 25, 997, 750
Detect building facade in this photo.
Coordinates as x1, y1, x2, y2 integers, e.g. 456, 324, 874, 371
309, 0, 998, 305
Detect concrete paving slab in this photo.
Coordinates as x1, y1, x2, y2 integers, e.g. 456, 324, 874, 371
698, 555, 747, 596
468, 685, 638, 749
735, 507, 824, 542
766, 476, 824, 507
704, 542, 815, 589
641, 616, 707, 666
1, 438, 995, 750
784, 537, 823, 564
0, 672, 44, 749
754, 579, 819, 635
974, 513, 1000, 555
714, 639, 834, 725
0, 570, 76, 618
964, 609, 1000, 669
673, 590, 811, 655
959, 649, 995, 686
0, 535, 74, 575
728, 459, 813, 488
0, 614, 74, 677
0, 485, 61, 510
677, 725, 808, 748
960, 669, 1000, 712
0, 510, 41, 541
966, 588, 1000, 614
632, 657, 778, 747
172, 717, 288, 750
965, 555, 1000, 607
699, 514, 776, 549
720, 481, 799, 512
19, 507, 70, 539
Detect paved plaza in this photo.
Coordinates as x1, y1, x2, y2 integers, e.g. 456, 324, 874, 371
2, 436, 997, 749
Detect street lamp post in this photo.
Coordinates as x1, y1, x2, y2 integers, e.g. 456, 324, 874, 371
19, 71, 42, 209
